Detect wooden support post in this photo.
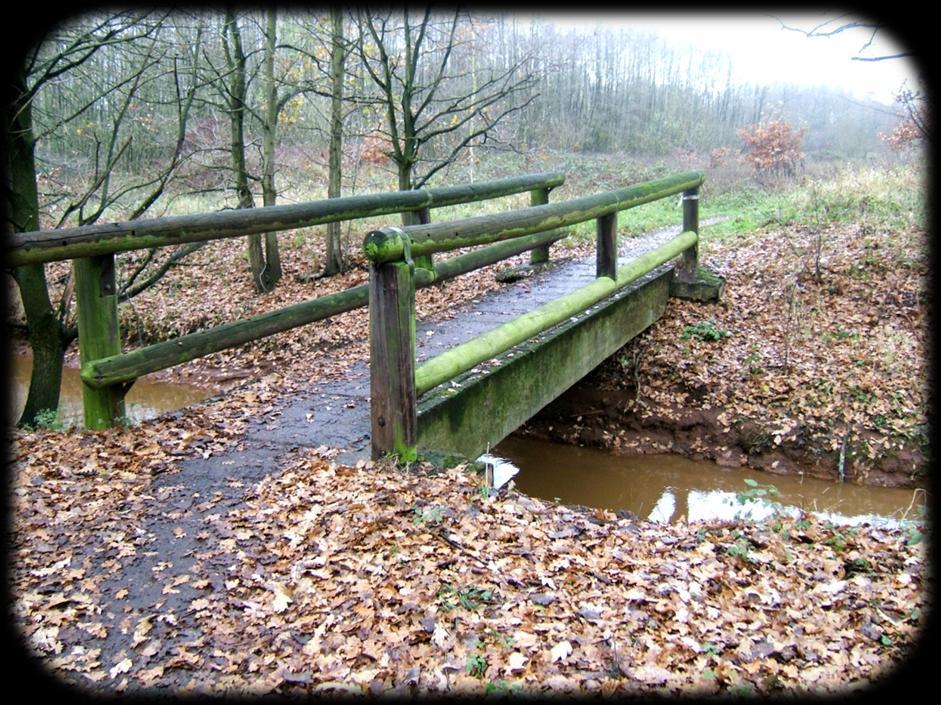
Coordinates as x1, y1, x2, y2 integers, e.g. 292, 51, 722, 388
529, 186, 551, 264
413, 206, 434, 271
596, 211, 617, 279
368, 260, 418, 461
679, 187, 699, 281
73, 254, 126, 428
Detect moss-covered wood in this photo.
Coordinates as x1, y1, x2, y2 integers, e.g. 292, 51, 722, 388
410, 206, 434, 271
417, 268, 672, 459
369, 261, 418, 461
364, 171, 704, 264
80, 228, 568, 387
414, 230, 697, 395
8, 172, 565, 267
670, 265, 725, 302
74, 255, 125, 428
81, 283, 371, 388
679, 187, 700, 280
596, 211, 617, 279
421, 229, 567, 285
529, 186, 552, 264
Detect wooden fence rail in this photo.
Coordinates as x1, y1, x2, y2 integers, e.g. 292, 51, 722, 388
9, 172, 564, 428
7, 173, 565, 267
363, 171, 704, 460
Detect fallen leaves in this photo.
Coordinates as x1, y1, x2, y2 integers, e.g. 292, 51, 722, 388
9, 442, 929, 695
550, 640, 573, 663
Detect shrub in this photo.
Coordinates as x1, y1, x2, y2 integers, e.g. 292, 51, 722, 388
738, 120, 806, 180
682, 319, 730, 342
881, 88, 927, 151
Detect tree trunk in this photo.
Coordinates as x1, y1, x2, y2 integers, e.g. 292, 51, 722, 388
324, 7, 347, 276
225, 11, 269, 294
397, 162, 414, 199
260, 7, 282, 285
4, 69, 68, 426
13, 265, 66, 425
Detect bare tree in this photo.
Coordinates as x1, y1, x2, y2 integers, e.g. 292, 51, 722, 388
258, 7, 283, 284
775, 14, 927, 142
277, 10, 379, 277
3, 11, 202, 426
324, 7, 348, 275
352, 9, 538, 198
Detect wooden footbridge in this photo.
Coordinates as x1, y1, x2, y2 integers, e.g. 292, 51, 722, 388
9, 170, 722, 462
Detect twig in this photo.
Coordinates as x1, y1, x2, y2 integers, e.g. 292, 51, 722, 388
900, 488, 926, 522
434, 529, 489, 569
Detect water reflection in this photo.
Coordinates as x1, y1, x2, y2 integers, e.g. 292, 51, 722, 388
494, 435, 925, 528
9, 354, 215, 425
648, 490, 676, 524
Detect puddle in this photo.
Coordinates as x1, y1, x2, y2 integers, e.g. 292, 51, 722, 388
493, 434, 926, 528
9, 354, 216, 426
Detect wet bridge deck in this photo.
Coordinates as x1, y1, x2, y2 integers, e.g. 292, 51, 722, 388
257, 226, 692, 465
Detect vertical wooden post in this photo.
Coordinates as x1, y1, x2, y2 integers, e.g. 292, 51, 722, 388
596, 211, 617, 279
412, 206, 434, 271
74, 254, 126, 429
368, 259, 418, 461
529, 186, 551, 264
679, 187, 699, 281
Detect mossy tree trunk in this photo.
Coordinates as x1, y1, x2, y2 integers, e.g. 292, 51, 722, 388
4, 66, 72, 426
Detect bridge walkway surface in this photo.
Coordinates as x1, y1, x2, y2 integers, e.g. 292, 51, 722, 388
248, 225, 686, 468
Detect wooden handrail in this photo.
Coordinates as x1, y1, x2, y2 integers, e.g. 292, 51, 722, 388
414, 231, 697, 395
366, 171, 704, 460
8, 172, 565, 267
363, 171, 703, 264
19, 172, 564, 429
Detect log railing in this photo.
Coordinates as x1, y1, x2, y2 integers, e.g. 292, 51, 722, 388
363, 170, 704, 460
8, 173, 564, 429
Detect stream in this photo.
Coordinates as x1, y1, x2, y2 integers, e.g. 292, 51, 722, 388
492, 434, 925, 528
9, 354, 926, 529
9, 354, 216, 426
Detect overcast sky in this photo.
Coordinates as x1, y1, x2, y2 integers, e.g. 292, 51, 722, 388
540, 12, 920, 105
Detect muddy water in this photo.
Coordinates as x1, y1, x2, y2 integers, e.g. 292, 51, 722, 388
9, 354, 216, 425
494, 435, 925, 528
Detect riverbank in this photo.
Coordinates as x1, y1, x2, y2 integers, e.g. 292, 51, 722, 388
519, 221, 928, 489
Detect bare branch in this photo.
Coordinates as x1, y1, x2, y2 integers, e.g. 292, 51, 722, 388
774, 14, 912, 62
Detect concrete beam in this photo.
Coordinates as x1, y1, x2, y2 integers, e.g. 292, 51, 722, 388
670, 266, 725, 302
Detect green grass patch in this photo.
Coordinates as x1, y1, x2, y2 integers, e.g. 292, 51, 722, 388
701, 165, 926, 243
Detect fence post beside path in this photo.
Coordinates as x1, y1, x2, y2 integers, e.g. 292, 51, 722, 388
529, 186, 552, 264
74, 254, 126, 429
596, 211, 618, 279
368, 251, 418, 462
413, 206, 434, 271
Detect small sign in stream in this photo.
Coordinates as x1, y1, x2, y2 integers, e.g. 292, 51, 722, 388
493, 434, 925, 528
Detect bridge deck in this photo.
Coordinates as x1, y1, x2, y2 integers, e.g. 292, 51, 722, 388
247, 226, 685, 464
